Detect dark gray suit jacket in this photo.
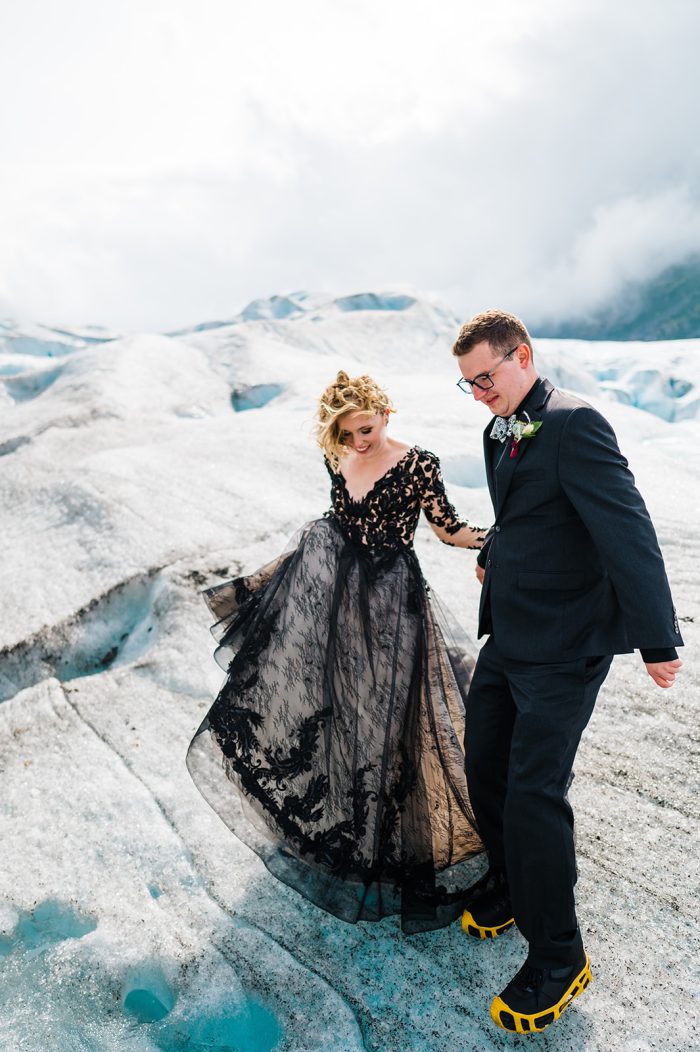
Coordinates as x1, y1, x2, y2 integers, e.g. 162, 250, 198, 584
477, 377, 683, 663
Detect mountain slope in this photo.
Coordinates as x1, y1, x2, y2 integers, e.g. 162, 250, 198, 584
537, 257, 700, 341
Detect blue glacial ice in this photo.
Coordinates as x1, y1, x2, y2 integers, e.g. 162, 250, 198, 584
0, 295, 698, 1052
231, 383, 284, 412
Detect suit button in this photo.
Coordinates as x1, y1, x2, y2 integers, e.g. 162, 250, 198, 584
487, 559, 492, 567
494, 525, 501, 532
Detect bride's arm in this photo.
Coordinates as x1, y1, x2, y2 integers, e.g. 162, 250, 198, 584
414, 451, 489, 549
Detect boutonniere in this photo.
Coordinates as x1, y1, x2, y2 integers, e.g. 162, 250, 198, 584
509, 415, 542, 458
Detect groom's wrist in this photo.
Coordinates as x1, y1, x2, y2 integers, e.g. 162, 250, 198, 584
477, 529, 495, 567
640, 647, 678, 663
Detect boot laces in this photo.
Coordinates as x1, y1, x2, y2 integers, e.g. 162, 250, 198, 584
515, 962, 545, 994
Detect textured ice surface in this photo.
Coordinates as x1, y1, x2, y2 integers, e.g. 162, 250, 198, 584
552, 337, 700, 422
0, 292, 698, 1050
231, 383, 285, 412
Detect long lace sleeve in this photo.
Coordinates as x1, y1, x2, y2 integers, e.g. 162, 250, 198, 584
412, 450, 488, 549
323, 455, 341, 517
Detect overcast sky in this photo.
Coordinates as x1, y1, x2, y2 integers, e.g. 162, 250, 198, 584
1, 0, 698, 331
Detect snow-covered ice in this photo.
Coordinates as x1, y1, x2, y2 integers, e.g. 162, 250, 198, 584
1, 291, 698, 1050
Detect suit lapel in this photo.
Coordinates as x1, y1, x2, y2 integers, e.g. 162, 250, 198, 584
493, 377, 553, 517
483, 423, 497, 509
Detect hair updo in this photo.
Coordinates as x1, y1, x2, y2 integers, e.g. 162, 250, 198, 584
316, 370, 394, 468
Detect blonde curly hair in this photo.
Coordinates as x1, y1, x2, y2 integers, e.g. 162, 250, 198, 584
316, 370, 394, 468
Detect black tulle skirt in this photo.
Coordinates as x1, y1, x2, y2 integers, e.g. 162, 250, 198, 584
187, 516, 484, 932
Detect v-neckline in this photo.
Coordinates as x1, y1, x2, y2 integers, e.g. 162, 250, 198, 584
339, 446, 417, 505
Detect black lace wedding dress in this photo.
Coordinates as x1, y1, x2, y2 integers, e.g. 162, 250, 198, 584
187, 446, 486, 932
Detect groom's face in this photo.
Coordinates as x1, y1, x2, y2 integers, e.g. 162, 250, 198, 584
459, 340, 531, 417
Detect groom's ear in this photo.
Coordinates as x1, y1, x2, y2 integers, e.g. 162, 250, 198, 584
515, 343, 532, 368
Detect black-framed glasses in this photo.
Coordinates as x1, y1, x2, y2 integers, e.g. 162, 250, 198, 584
456, 347, 519, 394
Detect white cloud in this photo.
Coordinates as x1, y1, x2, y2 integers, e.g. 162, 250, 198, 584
0, 0, 698, 328
530, 188, 700, 323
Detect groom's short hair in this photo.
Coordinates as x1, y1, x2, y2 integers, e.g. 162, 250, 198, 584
452, 309, 533, 359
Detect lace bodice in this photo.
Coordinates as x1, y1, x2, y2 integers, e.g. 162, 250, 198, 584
326, 446, 483, 553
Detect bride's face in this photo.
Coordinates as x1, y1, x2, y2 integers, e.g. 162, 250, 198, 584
339, 410, 388, 458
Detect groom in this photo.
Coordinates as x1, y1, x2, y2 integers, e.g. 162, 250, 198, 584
452, 309, 683, 1035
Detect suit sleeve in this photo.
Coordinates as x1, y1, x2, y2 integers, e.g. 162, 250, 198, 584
558, 407, 682, 652
477, 527, 495, 567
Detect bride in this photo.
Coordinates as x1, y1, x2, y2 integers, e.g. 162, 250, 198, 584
187, 370, 487, 932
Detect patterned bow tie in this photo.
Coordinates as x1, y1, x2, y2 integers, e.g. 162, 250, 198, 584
490, 414, 517, 443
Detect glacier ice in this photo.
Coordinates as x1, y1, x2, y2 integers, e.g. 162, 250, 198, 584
0, 292, 698, 1051
231, 383, 284, 412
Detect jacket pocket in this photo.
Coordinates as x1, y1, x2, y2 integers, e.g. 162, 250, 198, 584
518, 570, 586, 591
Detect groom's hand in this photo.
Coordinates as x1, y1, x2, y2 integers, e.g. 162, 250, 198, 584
475, 564, 485, 586
644, 658, 683, 688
